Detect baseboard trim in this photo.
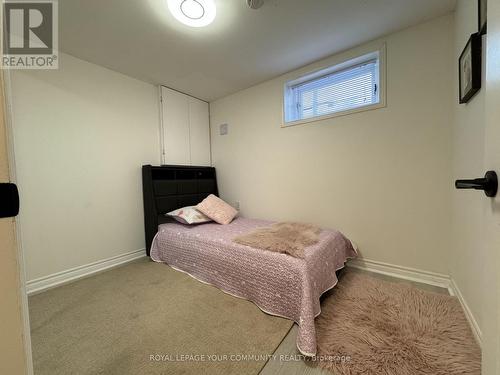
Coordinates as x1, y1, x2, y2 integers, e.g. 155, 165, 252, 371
449, 278, 483, 347
26, 249, 146, 295
347, 258, 451, 289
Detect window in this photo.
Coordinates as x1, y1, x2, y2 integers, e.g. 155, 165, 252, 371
283, 50, 383, 125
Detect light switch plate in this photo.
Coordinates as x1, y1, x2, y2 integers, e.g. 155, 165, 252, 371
220, 123, 228, 135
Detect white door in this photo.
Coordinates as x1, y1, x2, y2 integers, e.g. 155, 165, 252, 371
188, 97, 211, 166
0, 75, 30, 373
161, 86, 190, 165
482, 2, 500, 372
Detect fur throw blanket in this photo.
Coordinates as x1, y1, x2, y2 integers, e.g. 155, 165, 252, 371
233, 222, 321, 258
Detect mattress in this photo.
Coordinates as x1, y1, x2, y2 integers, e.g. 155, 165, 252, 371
150, 217, 357, 356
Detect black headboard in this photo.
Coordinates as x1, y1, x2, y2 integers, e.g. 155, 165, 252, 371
142, 165, 218, 255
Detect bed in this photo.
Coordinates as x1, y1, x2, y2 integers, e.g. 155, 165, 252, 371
142, 165, 357, 356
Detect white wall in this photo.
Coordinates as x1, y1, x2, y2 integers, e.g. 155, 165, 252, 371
450, 0, 487, 337
210, 15, 454, 275
10, 53, 160, 281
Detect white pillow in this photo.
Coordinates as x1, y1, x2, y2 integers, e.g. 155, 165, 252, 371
166, 206, 212, 225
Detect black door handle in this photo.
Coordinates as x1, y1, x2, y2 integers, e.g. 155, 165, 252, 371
0, 183, 19, 218
455, 171, 498, 197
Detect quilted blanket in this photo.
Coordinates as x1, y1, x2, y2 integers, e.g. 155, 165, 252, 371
150, 217, 357, 356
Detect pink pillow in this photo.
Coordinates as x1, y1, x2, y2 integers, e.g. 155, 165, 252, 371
196, 194, 238, 225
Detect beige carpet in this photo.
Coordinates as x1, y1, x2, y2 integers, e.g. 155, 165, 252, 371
29, 258, 293, 375
314, 272, 481, 375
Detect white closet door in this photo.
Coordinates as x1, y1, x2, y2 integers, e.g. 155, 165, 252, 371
189, 97, 211, 166
161, 87, 190, 165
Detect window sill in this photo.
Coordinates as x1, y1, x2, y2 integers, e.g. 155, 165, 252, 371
281, 101, 386, 128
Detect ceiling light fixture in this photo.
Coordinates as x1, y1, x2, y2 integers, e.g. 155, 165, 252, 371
167, 0, 216, 27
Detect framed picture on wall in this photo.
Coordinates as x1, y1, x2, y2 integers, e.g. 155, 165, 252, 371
478, 0, 487, 35
459, 33, 482, 104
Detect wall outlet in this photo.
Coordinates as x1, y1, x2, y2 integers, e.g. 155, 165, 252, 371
234, 201, 240, 210
220, 123, 228, 135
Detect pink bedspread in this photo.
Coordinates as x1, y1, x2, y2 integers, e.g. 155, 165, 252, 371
150, 217, 357, 356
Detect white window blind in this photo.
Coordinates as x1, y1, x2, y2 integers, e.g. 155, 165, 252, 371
284, 54, 380, 124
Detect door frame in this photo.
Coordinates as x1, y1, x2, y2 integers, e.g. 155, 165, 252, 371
3, 69, 34, 375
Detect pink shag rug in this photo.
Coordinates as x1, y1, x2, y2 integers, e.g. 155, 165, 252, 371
314, 271, 481, 375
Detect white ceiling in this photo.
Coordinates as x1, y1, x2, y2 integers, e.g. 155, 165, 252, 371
59, 0, 456, 101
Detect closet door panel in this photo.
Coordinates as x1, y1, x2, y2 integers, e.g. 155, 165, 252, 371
189, 97, 211, 166
161, 87, 190, 165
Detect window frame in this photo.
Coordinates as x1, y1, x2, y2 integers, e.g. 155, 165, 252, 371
282, 45, 386, 127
